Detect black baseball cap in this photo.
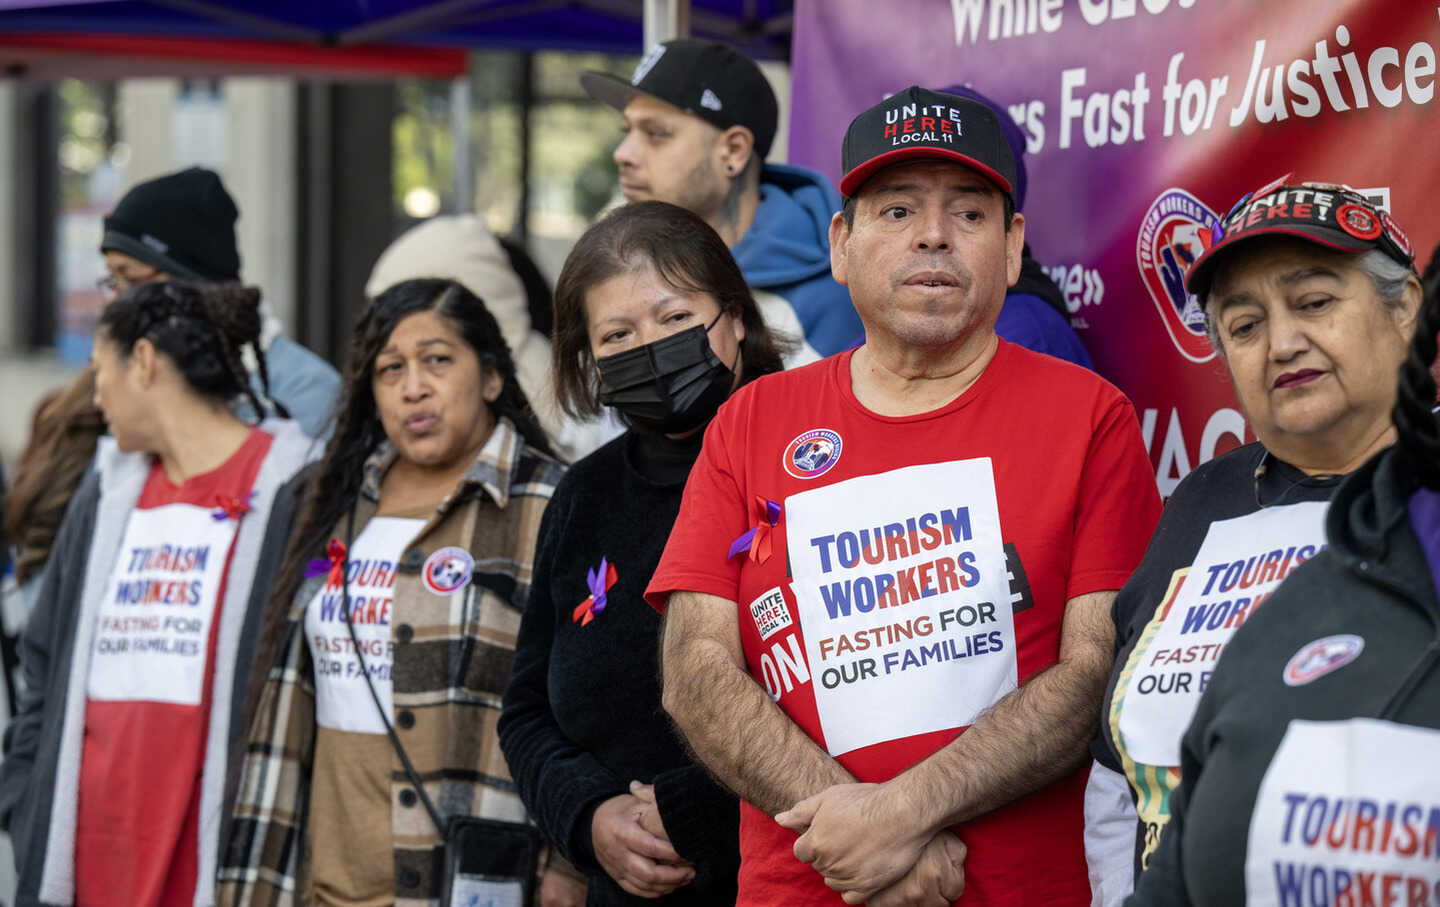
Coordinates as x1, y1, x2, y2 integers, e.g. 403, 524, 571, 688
581, 38, 779, 160
839, 86, 1017, 200
1185, 174, 1418, 300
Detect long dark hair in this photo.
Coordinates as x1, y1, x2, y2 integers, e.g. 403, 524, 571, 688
551, 200, 790, 418
1393, 275, 1440, 490
96, 280, 279, 420
267, 278, 552, 628
3, 369, 106, 584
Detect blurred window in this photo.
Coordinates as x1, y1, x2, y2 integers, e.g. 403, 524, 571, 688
55, 79, 120, 364
391, 51, 636, 278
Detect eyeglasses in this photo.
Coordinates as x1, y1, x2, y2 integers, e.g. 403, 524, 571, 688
96, 267, 163, 299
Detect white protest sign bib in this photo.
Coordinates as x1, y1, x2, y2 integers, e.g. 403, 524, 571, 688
1119, 502, 1327, 766
306, 517, 423, 734
785, 458, 1017, 756
1246, 719, 1440, 906
87, 504, 240, 705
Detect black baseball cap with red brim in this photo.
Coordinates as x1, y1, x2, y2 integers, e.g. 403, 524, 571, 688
1184, 174, 1418, 300
839, 85, 1017, 200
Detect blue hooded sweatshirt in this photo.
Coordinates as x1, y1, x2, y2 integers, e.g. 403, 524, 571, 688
731, 164, 862, 357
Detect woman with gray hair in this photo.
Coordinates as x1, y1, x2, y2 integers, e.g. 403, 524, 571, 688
1085, 177, 1424, 903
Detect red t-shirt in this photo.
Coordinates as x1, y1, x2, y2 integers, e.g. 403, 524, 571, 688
645, 342, 1160, 905
75, 428, 273, 907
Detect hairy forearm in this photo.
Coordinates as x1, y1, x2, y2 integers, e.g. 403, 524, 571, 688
892, 591, 1116, 834
661, 591, 852, 816
671, 654, 849, 815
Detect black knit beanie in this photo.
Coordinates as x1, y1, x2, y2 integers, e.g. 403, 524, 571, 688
101, 167, 241, 282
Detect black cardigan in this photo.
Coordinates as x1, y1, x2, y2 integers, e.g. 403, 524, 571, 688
499, 430, 739, 906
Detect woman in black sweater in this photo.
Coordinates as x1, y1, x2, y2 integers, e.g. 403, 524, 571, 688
499, 202, 790, 905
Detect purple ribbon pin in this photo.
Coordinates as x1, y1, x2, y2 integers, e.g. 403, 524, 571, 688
588, 557, 612, 615
573, 557, 618, 626
728, 497, 782, 562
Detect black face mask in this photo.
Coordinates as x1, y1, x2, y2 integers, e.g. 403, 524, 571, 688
595, 312, 738, 433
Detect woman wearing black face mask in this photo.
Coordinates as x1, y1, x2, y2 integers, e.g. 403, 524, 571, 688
499, 202, 789, 906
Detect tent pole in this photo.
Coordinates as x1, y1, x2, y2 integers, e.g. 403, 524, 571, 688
22, 84, 56, 349
451, 73, 472, 214
517, 51, 532, 247
643, 0, 691, 46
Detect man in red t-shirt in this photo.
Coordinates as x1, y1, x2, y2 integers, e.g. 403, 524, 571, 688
644, 85, 1161, 906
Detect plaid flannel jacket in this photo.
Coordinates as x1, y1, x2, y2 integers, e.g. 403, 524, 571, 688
217, 417, 564, 905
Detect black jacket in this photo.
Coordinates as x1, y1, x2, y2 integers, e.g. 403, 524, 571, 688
499, 431, 739, 906
1129, 448, 1440, 905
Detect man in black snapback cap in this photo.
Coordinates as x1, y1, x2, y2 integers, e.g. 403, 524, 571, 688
653, 86, 1157, 905
582, 39, 860, 360
99, 167, 339, 437
837, 86, 1018, 201
581, 38, 779, 167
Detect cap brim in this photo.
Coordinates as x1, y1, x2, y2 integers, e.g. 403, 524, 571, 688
839, 147, 1013, 198
580, 71, 642, 112
1184, 225, 1373, 298
100, 229, 207, 282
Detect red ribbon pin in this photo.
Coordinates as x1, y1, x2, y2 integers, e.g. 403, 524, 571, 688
212, 493, 253, 521
305, 538, 349, 591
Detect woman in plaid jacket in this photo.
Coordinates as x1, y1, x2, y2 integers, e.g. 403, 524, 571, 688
217, 278, 566, 905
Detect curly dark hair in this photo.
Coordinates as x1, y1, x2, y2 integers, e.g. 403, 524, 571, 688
263, 278, 553, 645
97, 280, 281, 421
1393, 272, 1440, 490
551, 200, 790, 420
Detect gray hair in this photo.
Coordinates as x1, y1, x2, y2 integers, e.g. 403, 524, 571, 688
1203, 248, 1415, 356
